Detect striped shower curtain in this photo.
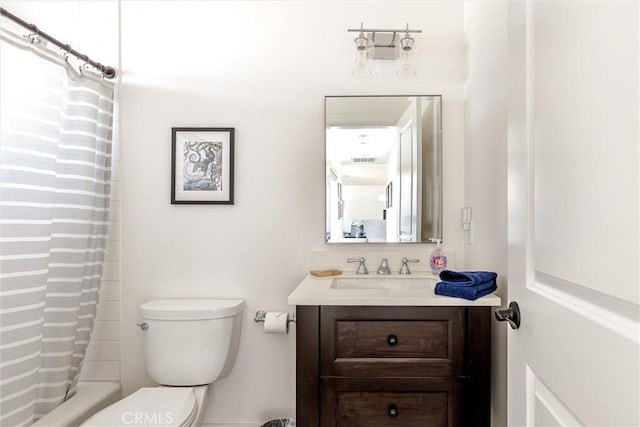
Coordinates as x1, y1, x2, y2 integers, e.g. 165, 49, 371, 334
0, 29, 114, 426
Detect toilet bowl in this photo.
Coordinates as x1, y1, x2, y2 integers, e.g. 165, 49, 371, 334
81, 299, 244, 427
81, 385, 205, 426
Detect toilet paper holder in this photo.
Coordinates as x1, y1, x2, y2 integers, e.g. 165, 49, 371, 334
254, 310, 296, 324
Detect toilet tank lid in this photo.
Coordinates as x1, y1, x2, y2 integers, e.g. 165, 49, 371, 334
139, 299, 245, 320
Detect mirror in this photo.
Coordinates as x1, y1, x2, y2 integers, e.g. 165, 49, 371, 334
325, 95, 442, 243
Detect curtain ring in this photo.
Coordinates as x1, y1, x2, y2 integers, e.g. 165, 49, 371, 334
26, 25, 41, 44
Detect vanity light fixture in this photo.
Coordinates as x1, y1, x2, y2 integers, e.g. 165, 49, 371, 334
348, 23, 422, 78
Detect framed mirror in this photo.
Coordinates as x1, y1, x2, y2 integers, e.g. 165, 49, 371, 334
325, 95, 442, 243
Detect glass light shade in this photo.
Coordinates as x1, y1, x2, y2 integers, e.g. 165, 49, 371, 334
396, 33, 416, 77
396, 47, 416, 77
351, 32, 372, 77
352, 49, 372, 77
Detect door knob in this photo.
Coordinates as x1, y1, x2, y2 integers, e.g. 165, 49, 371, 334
494, 301, 521, 329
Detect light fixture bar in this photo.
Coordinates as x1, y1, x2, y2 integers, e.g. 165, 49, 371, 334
347, 26, 422, 34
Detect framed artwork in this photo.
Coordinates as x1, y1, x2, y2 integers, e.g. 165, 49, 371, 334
337, 182, 344, 219
171, 127, 234, 204
386, 182, 393, 208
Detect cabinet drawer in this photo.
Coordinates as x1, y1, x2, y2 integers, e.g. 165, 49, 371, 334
321, 306, 465, 378
336, 391, 448, 427
336, 320, 448, 358
321, 377, 461, 427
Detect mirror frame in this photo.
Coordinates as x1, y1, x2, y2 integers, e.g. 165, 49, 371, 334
324, 95, 443, 244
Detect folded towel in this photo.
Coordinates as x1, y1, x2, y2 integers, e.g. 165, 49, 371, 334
435, 278, 497, 300
438, 270, 497, 287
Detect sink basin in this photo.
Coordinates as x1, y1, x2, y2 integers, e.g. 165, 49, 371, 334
330, 277, 435, 290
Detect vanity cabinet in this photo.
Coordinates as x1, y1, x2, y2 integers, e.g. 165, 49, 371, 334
296, 305, 491, 427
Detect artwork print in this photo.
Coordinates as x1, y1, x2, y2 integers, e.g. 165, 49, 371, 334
183, 140, 223, 191
171, 127, 234, 204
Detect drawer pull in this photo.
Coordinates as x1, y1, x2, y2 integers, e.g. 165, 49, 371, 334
388, 404, 399, 418
387, 334, 398, 346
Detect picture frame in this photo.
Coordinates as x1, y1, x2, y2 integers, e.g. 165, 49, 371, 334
386, 182, 393, 208
171, 127, 234, 204
336, 182, 344, 219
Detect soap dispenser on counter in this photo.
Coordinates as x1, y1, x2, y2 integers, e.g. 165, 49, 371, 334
429, 238, 447, 275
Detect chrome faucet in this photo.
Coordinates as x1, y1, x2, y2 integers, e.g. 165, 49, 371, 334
377, 258, 391, 275
347, 257, 369, 275
399, 258, 419, 274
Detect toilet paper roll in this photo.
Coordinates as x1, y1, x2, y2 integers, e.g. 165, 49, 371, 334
264, 312, 289, 334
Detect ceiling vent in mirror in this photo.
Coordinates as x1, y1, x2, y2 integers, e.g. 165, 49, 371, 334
351, 157, 377, 163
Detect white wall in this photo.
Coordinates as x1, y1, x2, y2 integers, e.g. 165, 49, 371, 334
118, 1, 466, 424
342, 184, 385, 223
463, 2, 508, 426
1, 0, 123, 385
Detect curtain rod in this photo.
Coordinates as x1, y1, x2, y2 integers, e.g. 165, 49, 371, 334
0, 7, 116, 79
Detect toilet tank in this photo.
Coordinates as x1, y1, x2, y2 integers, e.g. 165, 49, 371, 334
138, 299, 244, 386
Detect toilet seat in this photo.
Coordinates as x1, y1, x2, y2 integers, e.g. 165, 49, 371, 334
81, 387, 197, 427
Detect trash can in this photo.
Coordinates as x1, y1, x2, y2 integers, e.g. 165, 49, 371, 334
261, 418, 295, 427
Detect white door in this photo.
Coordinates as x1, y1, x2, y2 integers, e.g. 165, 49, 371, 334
506, 1, 639, 426
397, 99, 421, 242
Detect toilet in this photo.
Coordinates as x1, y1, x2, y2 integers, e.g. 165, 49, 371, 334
82, 298, 245, 427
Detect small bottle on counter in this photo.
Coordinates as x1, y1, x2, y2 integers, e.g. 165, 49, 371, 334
429, 238, 447, 275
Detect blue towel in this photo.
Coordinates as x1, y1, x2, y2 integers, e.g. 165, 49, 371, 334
435, 279, 497, 300
438, 270, 497, 287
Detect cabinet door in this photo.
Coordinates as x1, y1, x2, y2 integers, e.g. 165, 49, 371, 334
321, 378, 462, 427
320, 306, 465, 378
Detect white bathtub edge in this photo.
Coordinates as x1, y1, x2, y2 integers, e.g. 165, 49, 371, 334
33, 381, 121, 427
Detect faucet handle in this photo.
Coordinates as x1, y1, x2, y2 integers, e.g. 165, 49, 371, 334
399, 258, 419, 275
377, 258, 391, 275
347, 257, 369, 275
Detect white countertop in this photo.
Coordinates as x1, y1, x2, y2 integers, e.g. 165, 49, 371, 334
287, 272, 502, 306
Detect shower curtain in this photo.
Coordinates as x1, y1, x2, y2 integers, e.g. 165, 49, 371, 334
0, 29, 115, 426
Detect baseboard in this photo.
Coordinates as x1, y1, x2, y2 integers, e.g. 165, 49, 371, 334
201, 423, 261, 427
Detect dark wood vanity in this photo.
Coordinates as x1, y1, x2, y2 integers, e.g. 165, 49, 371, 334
296, 305, 491, 427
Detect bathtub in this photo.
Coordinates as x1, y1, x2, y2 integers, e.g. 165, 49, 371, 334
32, 382, 120, 427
